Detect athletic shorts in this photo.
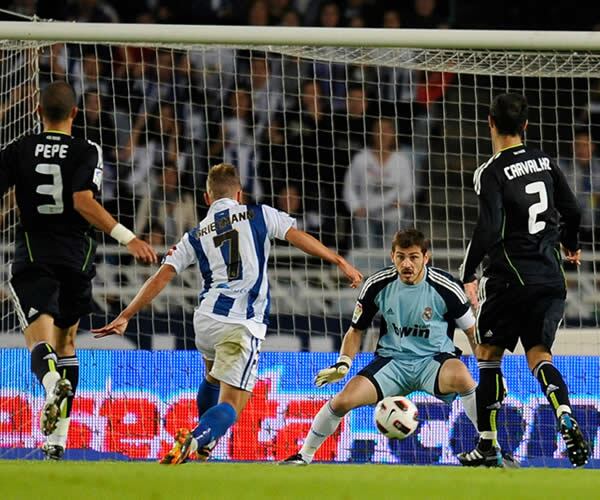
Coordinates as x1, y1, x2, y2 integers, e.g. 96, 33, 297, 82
9, 263, 94, 330
476, 277, 565, 353
357, 352, 458, 404
193, 311, 261, 392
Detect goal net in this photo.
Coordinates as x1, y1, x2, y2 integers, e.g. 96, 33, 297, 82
0, 22, 599, 466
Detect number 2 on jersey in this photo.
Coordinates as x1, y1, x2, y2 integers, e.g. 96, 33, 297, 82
213, 229, 242, 280
525, 181, 548, 234
35, 163, 64, 214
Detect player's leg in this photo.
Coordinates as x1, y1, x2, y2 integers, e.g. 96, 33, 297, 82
457, 279, 514, 467
43, 321, 79, 460
524, 289, 589, 467
162, 320, 259, 464
283, 374, 379, 465
197, 359, 220, 418
193, 358, 221, 461
433, 356, 478, 428
283, 356, 399, 465
9, 266, 72, 437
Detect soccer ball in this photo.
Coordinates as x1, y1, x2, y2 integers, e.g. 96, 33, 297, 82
374, 396, 419, 440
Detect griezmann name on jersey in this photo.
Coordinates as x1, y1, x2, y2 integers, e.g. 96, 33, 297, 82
163, 198, 296, 339
0, 132, 103, 272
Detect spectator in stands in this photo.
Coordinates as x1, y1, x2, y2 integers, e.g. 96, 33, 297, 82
560, 129, 600, 248
382, 8, 402, 29
344, 117, 415, 248
122, 102, 183, 211
275, 184, 322, 236
135, 165, 197, 245
70, 50, 109, 101
313, 2, 347, 110
38, 44, 67, 87
223, 87, 253, 147
257, 117, 291, 205
247, 0, 270, 25
334, 83, 373, 159
406, 0, 448, 29
69, 0, 119, 23
268, 0, 293, 25
72, 91, 118, 200
280, 9, 301, 26
240, 52, 283, 140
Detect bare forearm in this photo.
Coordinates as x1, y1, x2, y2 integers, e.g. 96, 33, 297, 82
285, 227, 342, 266
464, 325, 479, 357
340, 327, 364, 360
75, 195, 118, 234
121, 265, 176, 320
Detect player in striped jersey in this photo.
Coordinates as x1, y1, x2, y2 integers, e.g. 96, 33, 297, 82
0, 81, 157, 460
282, 228, 482, 466
92, 163, 363, 464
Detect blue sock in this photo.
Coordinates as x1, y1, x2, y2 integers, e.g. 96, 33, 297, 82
192, 402, 237, 447
196, 378, 220, 417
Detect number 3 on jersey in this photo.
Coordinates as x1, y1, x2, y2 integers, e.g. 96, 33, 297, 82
213, 229, 242, 280
35, 163, 64, 214
525, 181, 548, 235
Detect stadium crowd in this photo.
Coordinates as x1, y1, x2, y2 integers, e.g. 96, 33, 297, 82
3, 0, 600, 252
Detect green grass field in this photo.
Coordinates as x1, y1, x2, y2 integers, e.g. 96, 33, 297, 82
0, 461, 598, 500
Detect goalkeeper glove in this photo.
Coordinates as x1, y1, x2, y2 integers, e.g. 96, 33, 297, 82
314, 355, 352, 387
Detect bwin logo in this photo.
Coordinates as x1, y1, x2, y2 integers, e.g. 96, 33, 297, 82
392, 323, 430, 339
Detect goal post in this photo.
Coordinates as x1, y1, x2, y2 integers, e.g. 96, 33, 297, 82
1, 21, 600, 465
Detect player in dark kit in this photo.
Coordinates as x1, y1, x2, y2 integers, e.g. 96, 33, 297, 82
458, 93, 590, 467
0, 81, 157, 460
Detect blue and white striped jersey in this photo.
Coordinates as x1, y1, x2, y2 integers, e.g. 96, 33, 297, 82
351, 266, 474, 359
163, 198, 296, 339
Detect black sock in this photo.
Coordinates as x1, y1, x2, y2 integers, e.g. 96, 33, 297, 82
476, 360, 504, 451
30, 342, 58, 385
57, 355, 79, 417
533, 360, 571, 418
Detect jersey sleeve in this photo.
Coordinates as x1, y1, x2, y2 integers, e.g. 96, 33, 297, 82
0, 141, 17, 196
261, 204, 297, 240
459, 168, 504, 282
551, 159, 581, 251
72, 141, 103, 195
350, 280, 381, 331
162, 232, 197, 274
428, 268, 471, 321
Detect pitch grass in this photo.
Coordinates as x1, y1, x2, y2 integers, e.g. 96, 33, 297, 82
0, 462, 599, 500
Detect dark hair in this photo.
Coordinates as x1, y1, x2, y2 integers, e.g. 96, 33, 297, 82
489, 93, 528, 136
391, 228, 429, 254
40, 81, 76, 122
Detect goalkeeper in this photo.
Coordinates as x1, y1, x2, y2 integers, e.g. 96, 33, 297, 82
283, 228, 484, 465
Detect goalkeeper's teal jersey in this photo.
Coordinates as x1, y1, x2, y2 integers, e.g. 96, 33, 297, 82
351, 266, 470, 359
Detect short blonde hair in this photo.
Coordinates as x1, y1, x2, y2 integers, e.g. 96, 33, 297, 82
206, 163, 241, 199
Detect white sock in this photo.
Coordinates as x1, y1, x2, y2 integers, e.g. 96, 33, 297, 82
299, 401, 343, 463
47, 417, 70, 448
42, 371, 61, 397
460, 386, 478, 430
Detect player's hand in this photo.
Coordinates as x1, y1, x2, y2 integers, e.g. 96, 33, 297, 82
127, 237, 159, 265
339, 260, 363, 288
463, 280, 479, 309
92, 315, 129, 338
314, 355, 352, 387
562, 246, 582, 266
